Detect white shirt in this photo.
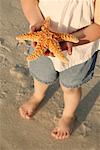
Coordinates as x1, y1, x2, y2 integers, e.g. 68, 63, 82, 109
39, 0, 100, 72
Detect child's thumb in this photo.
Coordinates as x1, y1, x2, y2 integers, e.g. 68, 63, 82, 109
30, 25, 36, 33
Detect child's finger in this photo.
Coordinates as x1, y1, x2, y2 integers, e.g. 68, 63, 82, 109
44, 50, 55, 57
59, 41, 67, 50
32, 42, 37, 48
29, 25, 36, 33
30, 25, 41, 33
67, 46, 72, 55
66, 42, 73, 55
59, 41, 73, 55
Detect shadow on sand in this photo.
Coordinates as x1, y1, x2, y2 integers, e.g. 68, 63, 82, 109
38, 80, 60, 109
38, 80, 100, 132
74, 81, 100, 131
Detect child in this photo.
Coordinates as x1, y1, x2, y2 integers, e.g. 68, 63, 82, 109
19, 0, 100, 140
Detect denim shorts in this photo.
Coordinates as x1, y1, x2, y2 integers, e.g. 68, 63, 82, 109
29, 51, 98, 88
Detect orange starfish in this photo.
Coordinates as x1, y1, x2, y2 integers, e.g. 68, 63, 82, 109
16, 17, 79, 63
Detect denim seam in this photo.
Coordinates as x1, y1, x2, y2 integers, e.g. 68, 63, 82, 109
31, 73, 57, 85
59, 76, 93, 88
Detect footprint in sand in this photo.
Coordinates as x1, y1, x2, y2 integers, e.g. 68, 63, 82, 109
80, 121, 92, 137
10, 64, 32, 87
0, 39, 11, 52
0, 54, 11, 68
0, 39, 13, 67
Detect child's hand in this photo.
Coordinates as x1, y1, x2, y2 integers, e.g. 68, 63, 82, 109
44, 50, 55, 57
29, 24, 41, 47
30, 24, 55, 57
59, 41, 73, 55
43, 41, 73, 57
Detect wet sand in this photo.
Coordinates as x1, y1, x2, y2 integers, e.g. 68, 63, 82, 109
0, 0, 100, 150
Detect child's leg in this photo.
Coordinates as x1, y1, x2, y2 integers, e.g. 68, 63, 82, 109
19, 78, 49, 119
51, 85, 81, 140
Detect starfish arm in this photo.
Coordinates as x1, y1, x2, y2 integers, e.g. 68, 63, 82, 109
59, 33, 79, 43
52, 32, 79, 43
41, 17, 52, 35
26, 42, 47, 61
16, 32, 42, 43
41, 17, 79, 43
49, 39, 68, 64
41, 17, 51, 31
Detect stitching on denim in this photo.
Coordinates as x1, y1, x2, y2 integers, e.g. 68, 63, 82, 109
31, 73, 57, 85
59, 76, 93, 88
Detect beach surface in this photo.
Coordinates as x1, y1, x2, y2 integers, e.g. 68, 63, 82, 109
0, 0, 100, 150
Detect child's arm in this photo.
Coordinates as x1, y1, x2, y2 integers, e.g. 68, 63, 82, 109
61, 24, 100, 54
20, 0, 44, 27
73, 23, 100, 46
73, 0, 100, 46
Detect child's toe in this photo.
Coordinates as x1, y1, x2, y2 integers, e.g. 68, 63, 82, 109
19, 106, 30, 119
19, 107, 26, 119
56, 130, 62, 139
61, 132, 66, 139
65, 130, 70, 138
51, 127, 71, 140
51, 128, 58, 137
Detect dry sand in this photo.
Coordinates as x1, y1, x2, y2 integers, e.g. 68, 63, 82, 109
0, 0, 100, 150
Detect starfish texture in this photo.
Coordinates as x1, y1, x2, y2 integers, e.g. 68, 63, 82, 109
16, 17, 79, 63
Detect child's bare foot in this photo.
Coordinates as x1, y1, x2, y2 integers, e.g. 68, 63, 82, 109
51, 116, 76, 140
19, 95, 42, 119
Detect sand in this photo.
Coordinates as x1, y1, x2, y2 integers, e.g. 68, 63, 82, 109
0, 0, 100, 150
